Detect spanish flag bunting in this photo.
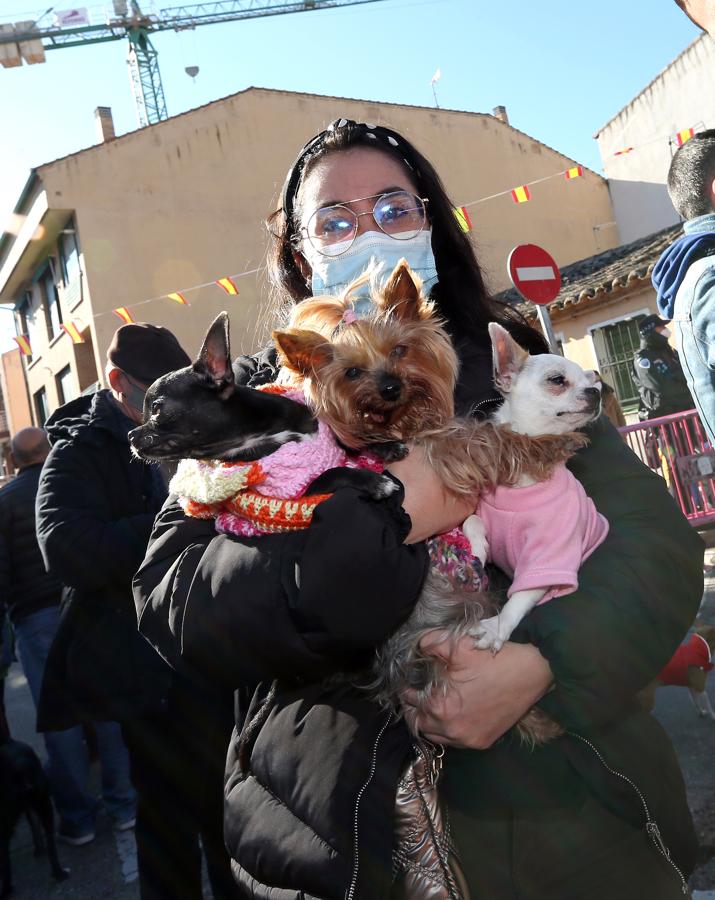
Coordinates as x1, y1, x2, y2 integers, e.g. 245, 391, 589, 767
565, 165, 584, 180
113, 307, 135, 325
614, 147, 633, 156
676, 127, 695, 147
511, 185, 531, 204
61, 321, 84, 344
167, 292, 189, 306
215, 276, 239, 296
14, 335, 31, 356
453, 206, 473, 232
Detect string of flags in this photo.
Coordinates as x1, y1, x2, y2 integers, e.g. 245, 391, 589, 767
13, 266, 263, 356
610, 122, 701, 158
452, 162, 585, 231
10, 123, 702, 353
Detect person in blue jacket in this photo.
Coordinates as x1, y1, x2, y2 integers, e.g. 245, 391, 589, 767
653, 129, 715, 442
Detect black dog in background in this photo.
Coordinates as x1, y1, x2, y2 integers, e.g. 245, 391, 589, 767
0, 736, 69, 897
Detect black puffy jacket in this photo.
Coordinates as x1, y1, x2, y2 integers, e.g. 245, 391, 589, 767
134, 340, 703, 898
633, 331, 694, 420
35, 390, 172, 729
0, 464, 61, 627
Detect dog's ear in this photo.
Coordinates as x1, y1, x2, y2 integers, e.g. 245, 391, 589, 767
194, 312, 235, 396
489, 322, 530, 394
379, 259, 424, 321
273, 329, 334, 376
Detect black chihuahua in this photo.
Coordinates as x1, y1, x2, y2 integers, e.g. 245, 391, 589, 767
129, 312, 318, 463
0, 737, 69, 897
129, 312, 394, 499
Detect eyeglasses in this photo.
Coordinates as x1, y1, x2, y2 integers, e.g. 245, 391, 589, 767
300, 191, 429, 257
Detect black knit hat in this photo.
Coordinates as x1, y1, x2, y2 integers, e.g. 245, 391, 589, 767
639, 314, 670, 335
107, 323, 191, 384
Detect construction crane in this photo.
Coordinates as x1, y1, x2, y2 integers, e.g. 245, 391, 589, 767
0, 0, 389, 127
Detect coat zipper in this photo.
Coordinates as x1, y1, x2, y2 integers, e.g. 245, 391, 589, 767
345, 711, 393, 900
567, 731, 689, 894
468, 397, 499, 417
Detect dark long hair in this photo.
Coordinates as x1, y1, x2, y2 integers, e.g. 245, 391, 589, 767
266, 120, 546, 353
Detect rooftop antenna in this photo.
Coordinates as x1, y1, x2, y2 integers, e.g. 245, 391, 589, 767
430, 67, 441, 109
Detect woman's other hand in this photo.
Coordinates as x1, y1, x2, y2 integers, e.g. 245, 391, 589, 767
402, 635, 553, 749
388, 446, 477, 543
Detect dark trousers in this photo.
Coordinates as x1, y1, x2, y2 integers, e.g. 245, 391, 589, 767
122, 676, 236, 900
448, 794, 690, 899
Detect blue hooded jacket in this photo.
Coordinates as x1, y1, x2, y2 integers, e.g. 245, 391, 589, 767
652, 215, 715, 318
652, 213, 715, 444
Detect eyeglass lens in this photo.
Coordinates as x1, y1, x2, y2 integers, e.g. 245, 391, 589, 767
306, 191, 426, 256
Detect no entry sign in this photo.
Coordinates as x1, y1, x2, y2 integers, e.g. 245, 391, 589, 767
507, 244, 562, 306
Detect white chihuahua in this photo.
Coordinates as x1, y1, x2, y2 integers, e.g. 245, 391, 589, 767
464, 323, 609, 652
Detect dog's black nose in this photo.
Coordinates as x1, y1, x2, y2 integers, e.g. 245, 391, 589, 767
378, 375, 402, 402
128, 427, 153, 448
583, 387, 601, 399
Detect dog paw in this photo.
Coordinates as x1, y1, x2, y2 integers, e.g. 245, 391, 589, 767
462, 514, 489, 563
370, 474, 399, 500
470, 615, 513, 653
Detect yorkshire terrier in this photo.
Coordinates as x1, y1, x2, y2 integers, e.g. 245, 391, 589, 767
274, 260, 591, 743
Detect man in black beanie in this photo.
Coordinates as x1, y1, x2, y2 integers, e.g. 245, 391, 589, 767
35, 323, 235, 900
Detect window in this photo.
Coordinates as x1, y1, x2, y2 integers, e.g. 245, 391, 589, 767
43, 269, 63, 340
21, 285, 45, 359
34, 387, 49, 425
61, 228, 80, 286
56, 365, 75, 405
16, 294, 32, 362
591, 316, 646, 408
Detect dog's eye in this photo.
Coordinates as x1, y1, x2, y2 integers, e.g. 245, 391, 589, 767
345, 367, 362, 380
391, 344, 408, 358
548, 375, 566, 387
151, 400, 163, 416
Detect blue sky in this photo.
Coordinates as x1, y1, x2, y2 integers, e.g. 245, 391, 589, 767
0, 0, 703, 349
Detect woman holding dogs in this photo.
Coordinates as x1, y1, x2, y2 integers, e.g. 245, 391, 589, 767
134, 119, 703, 899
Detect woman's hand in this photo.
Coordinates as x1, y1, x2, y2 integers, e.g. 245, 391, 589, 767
402, 634, 553, 749
388, 446, 477, 543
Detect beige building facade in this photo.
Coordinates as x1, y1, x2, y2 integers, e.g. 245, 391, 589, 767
0, 347, 32, 474
0, 87, 618, 425
596, 34, 715, 244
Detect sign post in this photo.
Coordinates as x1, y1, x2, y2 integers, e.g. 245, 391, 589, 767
507, 244, 562, 353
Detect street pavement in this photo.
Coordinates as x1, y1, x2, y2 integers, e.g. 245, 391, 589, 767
4, 551, 715, 897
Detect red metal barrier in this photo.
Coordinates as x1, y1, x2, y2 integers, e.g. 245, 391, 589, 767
618, 409, 715, 528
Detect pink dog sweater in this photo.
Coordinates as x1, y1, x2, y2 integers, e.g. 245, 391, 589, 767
169, 386, 383, 537
477, 464, 609, 604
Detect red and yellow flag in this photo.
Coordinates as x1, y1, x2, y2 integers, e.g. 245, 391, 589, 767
614, 147, 633, 156
676, 127, 695, 147
167, 292, 189, 306
511, 185, 531, 204
215, 276, 239, 296
113, 307, 135, 325
14, 335, 31, 356
453, 206, 473, 233
565, 165, 584, 180
61, 321, 84, 344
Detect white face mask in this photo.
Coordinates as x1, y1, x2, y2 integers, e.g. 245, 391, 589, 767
303, 230, 438, 317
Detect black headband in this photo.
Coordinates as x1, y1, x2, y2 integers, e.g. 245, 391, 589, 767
280, 118, 421, 229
